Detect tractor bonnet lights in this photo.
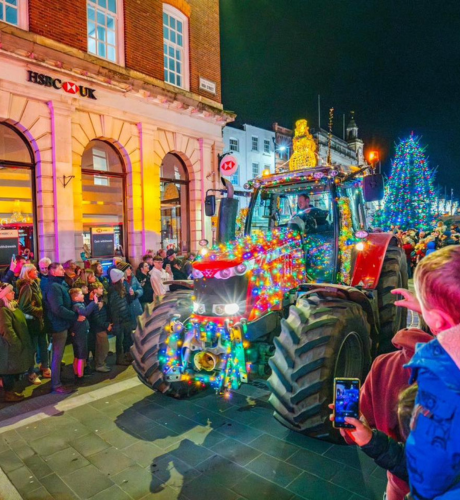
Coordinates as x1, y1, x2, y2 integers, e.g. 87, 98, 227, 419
355, 241, 365, 251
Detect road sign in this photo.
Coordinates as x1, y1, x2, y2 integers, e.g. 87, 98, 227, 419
220, 155, 238, 177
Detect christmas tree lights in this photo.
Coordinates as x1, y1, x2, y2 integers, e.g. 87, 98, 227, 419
381, 135, 435, 229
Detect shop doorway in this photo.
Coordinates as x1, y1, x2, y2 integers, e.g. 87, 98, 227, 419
161, 153, 190, 253
81, 140, 126, 260
0, 123, 36, 266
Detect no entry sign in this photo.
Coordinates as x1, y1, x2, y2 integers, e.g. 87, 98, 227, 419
220, 155, 239, 177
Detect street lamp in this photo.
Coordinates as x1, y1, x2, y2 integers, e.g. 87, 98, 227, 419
368, 150, 381, 173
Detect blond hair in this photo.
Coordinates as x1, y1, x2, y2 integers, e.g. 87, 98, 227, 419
19, 264, 37, 281
69, 288, 83, 299
414, 246, 460, 323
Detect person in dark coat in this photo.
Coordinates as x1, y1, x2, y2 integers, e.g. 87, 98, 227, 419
17, 264, 50, 385
3, 255, 26, 291
0, 283, 34, 402
88, 282, 112, 372
44, 263, 84, 394
163, 248, 176, 269
38, 257, 51, 295
69, 288, 99, 381
117, 262, 143, 329
108, 269, 133, 366
171, 260, 188, 281
136, 262, 153, 309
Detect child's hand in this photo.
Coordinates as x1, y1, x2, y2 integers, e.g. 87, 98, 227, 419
392, 288, 422, 314
77, 315, 86, 322
93, 294, 98, 303
108, 323, 113, 332
129, 288, 134, 296
342, 417, 373, 447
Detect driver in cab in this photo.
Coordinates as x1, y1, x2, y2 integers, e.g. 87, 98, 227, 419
288, 193, 317, 235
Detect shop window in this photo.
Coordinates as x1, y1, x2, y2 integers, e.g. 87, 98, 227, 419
163, 4, 189, 90
0, 123, 35, 265
161, 153, 189, 252
81, 140, 125, 258
87, 0, 124, 65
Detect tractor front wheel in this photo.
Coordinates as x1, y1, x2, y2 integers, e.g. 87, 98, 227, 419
268, 294, 371, 440
130, 290, 194, 397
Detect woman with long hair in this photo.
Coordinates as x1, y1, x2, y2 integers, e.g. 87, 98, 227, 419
0, 283, 34, 401
18, 264, 50, 384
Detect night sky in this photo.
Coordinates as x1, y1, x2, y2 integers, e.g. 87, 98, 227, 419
220, 0, 460, 194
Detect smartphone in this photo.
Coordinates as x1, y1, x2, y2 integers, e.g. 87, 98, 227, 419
11, 254, 15, 261
333, 377, 360, 429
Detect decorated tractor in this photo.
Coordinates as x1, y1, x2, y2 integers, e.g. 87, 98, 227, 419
131, 164, 407, 439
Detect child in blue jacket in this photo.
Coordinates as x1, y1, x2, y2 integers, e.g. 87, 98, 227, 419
403, 246, 460, 500
69, 288, 99, 381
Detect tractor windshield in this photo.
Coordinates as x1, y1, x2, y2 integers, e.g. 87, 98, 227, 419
246, 182, 336, 282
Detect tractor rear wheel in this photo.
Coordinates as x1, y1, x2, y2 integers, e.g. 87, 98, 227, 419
268, 294, 371, 440
376, 246, 408, 354
131, 290, 194, 397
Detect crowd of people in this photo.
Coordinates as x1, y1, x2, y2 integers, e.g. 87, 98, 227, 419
0, 248, 195, 401
391, 220, 460, 278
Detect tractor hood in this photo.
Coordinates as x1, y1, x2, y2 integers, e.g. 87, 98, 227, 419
192, 228, 303, 278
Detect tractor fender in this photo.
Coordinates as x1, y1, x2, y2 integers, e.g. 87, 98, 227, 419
298, 283, 379, 350
351, 233, 398, 290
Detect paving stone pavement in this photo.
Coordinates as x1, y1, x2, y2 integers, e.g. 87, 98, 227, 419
0, 379, 387, 500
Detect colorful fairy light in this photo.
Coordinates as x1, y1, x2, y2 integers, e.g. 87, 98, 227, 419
337, 197, 356, 284
377, 135, 435, 229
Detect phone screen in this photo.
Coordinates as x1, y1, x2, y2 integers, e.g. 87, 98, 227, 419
334, 378, 360, 429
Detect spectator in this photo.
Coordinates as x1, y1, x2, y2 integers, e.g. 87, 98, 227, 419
0, 283, 34, 402
150, 256, 172, 304
62, 260, 77, 288
91, 261, 110, 295
69, 288, 99, 381
402, 238, 415, 279
88, 282, 112, 373
181, 252, 196, 278
136, 262, 153, 309
38, 257, 51, 295
107, 257, 123, 284
17, 264, 51, 384
3, 255, 26, 290
143, 254, 154, 271
108, 269, 133, 366
171, 259, 188, 281
436, 220, 447, 234
403, 246, 460, 499
156, 248, 166, 260
163, 248, 176, 269
74, 269, 96, 303
117, 262, 143, 325
44, 262, 83, 394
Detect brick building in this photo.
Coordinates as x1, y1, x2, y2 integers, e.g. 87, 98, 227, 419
0, 0, 233, 266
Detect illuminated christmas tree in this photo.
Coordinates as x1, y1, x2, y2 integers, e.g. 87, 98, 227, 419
382, 135, 435, 229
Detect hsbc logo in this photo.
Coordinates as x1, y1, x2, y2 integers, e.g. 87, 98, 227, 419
27, 71, 97, 100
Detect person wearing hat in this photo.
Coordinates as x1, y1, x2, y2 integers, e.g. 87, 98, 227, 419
163, 248, 177, 270
0, 283, 34, 402
108, 268, 134, 365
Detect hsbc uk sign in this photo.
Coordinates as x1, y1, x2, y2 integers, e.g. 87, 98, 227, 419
27, 71, 97, 100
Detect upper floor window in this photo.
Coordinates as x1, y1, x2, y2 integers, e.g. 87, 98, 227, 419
0, 0, 28, 29
252, 163, 259, 178
87, 0, 124, 65
264, 139, 270, 154
163, 4, 190, 90
229, 138, 239, 152
251, 136, 259, 151
230, 170, 239, 186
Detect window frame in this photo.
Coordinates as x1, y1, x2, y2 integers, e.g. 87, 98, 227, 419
229, 138, 239, 153
87, 0, 125, 66
251, 136, 259, 152
263, 139, 270, 154
163, 3, 190, 91
0, 0, 28, 30
251, 162, 259, 178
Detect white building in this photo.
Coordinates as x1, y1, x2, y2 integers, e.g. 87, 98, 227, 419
222, 124, 276, 190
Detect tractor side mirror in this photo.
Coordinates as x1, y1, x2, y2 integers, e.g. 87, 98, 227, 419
205, 195, 216, 216
363, 173, 384, 202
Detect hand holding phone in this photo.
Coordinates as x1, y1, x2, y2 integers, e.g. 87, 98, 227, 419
333, 378, 360, 429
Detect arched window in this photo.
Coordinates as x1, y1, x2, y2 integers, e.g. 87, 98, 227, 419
161, 153, 190, 252
0, 123, 35, 264
81, 140, 126, 259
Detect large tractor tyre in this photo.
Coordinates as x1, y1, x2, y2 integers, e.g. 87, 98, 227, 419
131, 289, 194, 397
268, 294, 371, 440
376, 246, 408, 354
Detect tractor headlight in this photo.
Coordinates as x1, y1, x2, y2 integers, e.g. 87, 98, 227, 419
235, 263, 247, 275
192, 269, 204, 279
355, 242, 365, 251
215, 268, 232, 280
193, 302, 206, 314
224, 303, 240, 315
213, 304, 226, 315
